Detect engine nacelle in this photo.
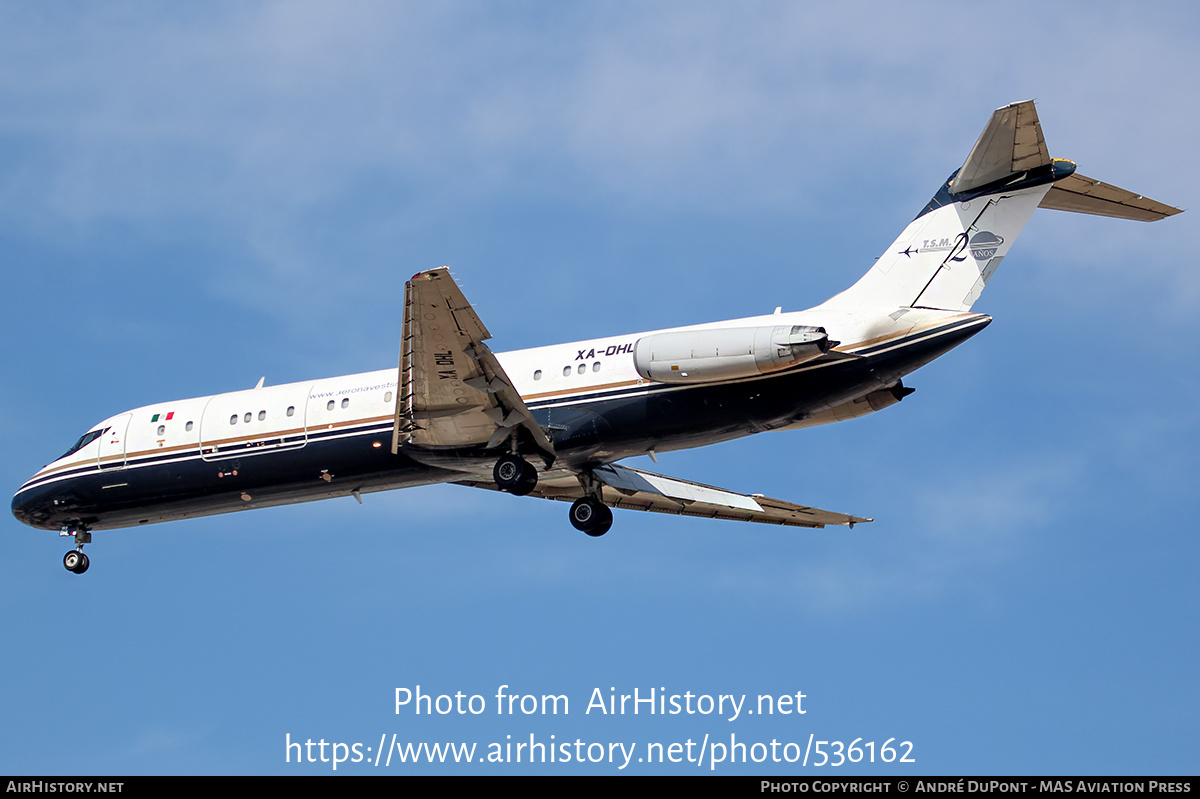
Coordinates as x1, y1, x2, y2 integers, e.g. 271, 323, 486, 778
633, 325, 830, 384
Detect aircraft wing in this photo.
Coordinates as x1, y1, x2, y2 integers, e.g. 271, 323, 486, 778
392, 267, 555, 462
458, 464, 871, 529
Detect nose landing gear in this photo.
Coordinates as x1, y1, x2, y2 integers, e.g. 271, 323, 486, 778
63, 550, 90, 574
60, 526, 91, 574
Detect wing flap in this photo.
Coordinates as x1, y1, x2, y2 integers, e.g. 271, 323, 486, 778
459, 464, 871, 529
393, 268, 555, 460
593, 465, 762, 512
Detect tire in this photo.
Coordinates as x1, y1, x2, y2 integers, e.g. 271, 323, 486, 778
63, 551, 89, 574
494, 455, 537, 496
569, 497, 613, 537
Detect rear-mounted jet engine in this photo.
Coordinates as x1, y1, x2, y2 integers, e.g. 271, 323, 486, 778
633, 325, 830, 384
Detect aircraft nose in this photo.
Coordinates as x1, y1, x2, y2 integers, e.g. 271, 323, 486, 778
11, 480, 58, 530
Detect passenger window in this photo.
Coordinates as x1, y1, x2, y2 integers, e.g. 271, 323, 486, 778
326, 400, 335, 411
533, 370, 542, 381
593, 362, 601, 372
230, 415, 237, 425
562, 366, 571, 377
243, 412, 252, 423
341, 398, 349, 409
186, 421, 194, 432
384, 391, 393, 403
577, 363, 586, 375
156, 425, 165, 436
287, 406, 295, 417
258, 410, 266, 421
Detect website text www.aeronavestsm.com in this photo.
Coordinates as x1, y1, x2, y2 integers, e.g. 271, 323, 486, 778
284, 732, 916, 771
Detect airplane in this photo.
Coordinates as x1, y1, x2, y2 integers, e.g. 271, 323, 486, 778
12, 101, 1182, 574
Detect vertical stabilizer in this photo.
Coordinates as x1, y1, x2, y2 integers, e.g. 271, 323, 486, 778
821, 102, 1065, 313
820, 101, 1181, 314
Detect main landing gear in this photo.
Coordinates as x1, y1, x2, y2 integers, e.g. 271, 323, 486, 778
569, 495, 612, 537
493, 453, 538, 496
569, 470, 612, 537
61, 525, 91, 575
493, 454, 613, 537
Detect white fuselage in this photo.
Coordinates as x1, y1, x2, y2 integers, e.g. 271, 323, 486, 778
13, 303, 979, 532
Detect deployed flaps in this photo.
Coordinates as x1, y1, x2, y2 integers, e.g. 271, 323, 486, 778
455, 463, 871, 529
392, 268, 555, 463
633, 324, 829, 384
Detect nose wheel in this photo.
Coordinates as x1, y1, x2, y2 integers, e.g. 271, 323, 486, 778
60, 525, 92, 574
63, 550, 90, 574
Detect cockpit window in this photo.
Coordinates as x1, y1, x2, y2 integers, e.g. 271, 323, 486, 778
60, 427, 109, 460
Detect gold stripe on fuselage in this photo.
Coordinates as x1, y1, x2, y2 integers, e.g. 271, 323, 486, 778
33, 315, 980, 482
36, 414, 395, 481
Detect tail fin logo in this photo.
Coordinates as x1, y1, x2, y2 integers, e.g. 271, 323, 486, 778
968, 231, 1004, 261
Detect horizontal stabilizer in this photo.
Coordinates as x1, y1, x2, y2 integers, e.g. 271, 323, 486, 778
950, 101, 1050, 195
459, 464, 871, 529
1039, 172, 1182, 221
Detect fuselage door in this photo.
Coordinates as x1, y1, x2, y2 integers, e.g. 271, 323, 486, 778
97, 413, 132, 471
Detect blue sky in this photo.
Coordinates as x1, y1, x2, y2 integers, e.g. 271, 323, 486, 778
2, 1, 1197, 775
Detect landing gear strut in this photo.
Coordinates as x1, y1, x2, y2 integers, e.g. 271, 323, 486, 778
61, 526, 91, 574
569, 496, 613, 537
493, 454, 538, 496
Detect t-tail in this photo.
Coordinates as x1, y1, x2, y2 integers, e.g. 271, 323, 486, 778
820, 101, 1182, 313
